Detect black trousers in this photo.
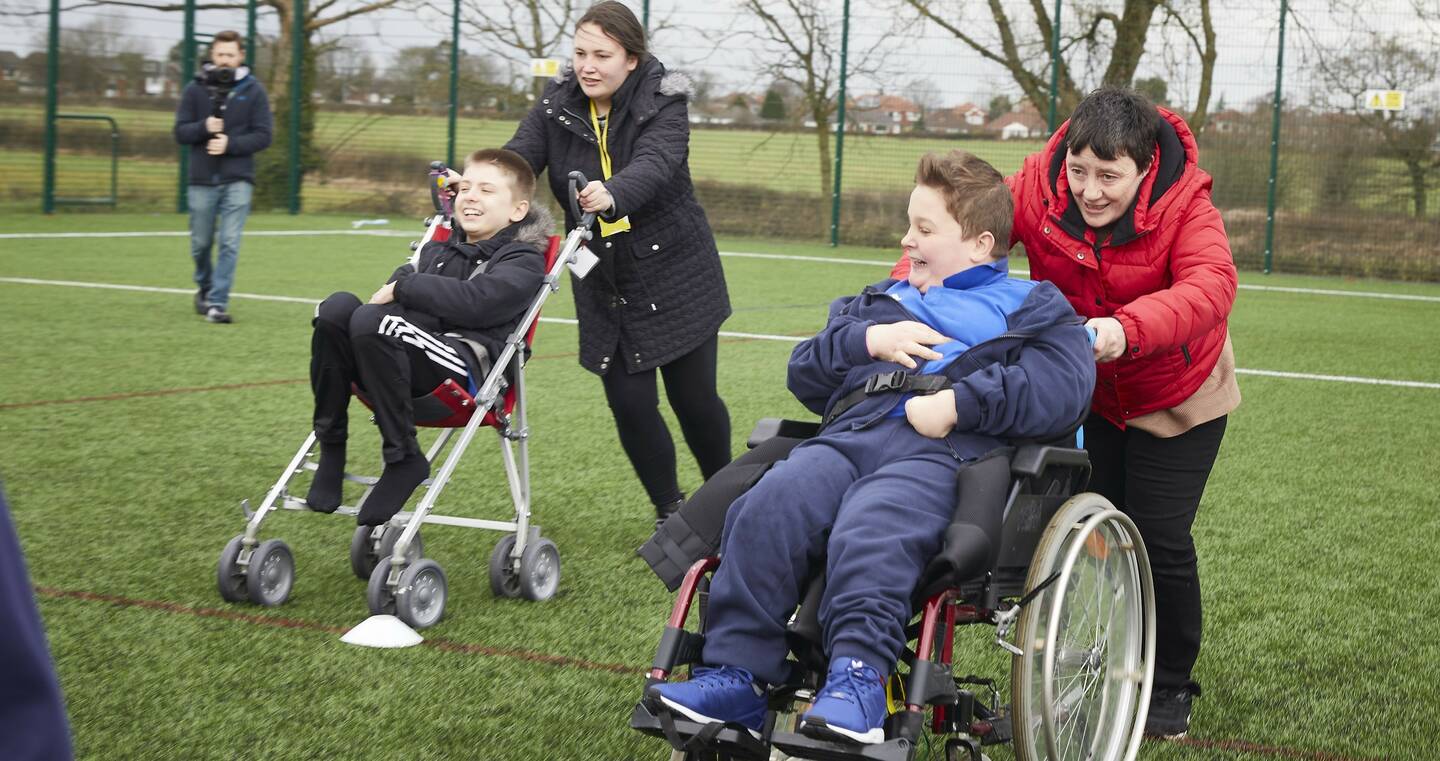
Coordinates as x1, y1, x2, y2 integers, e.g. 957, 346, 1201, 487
600, 335, 733, 507
1082, 412, 1228, 692
311, 292, 471, 463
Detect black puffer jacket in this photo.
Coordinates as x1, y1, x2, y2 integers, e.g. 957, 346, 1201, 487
390, 206, 553, 363
505, 57, 730, 375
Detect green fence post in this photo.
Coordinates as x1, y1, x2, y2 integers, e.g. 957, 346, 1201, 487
179, 0, 196, 214
1263, 0, 1287, 274
447, 0, 460, 169
246, 0, 257, 72
288, 0, 304, 214
643, 0, 649, 31
1047, 0, 1061, 132
42, 0, 59, 214
829, 0, 851, 248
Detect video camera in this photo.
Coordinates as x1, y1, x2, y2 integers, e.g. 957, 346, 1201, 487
198, 64, 248, 127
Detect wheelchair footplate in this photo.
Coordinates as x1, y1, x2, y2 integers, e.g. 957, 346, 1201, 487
630, 697, 772, 761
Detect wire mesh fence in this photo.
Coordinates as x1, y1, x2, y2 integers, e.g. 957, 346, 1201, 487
3, 0, 1438, 279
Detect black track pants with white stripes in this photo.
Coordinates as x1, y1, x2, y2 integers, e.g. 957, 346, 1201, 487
311, 292, 471, 463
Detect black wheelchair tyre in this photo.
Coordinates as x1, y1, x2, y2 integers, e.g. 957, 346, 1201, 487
216, 534, 248, 603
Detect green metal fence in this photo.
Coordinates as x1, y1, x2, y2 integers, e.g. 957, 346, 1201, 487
7, 0, 1440, 280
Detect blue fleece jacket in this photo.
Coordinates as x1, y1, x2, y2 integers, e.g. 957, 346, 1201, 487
173, 69, 273, 186
786, 265, 1095, 452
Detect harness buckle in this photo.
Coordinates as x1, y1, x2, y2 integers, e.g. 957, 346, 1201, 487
864, 370, 909, 395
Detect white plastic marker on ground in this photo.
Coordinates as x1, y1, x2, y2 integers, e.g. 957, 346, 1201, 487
1, 276, 1438, 391
341, 614, 423, 648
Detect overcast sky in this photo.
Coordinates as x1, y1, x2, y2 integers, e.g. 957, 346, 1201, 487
2, 0, 1435, 111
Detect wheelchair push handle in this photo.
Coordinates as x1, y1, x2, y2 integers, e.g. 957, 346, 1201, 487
567, 171, 597, 229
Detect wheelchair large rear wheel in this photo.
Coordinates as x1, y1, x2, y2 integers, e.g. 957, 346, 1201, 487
1010, 492, 1154, 761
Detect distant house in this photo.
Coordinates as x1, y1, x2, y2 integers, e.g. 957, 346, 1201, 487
691, 91, 758, 126
987, 107, 1047, 140
1207, 109, 1249, 135
848, 93, 922, 134
0, 50, 21, 83
924, 102, 987, 134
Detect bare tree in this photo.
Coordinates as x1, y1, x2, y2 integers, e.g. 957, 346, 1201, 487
1310, 32, 1440, 217
739, 0, 901, 203
448, 0, 581, 97
900, 0, 1216, 131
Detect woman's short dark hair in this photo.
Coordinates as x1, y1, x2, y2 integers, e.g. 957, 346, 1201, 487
1065, 86, 1160, 173
578, 1, 648, 62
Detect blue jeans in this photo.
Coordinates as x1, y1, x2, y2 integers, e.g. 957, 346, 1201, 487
188, 181, 253, 308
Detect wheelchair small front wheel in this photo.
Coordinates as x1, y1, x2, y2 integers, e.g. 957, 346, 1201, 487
518, 537, 560, 601
377, 524, 423, 566
395, 559, 447, 629
216, 534, 248, 603
1010, 492, 1154, 761
350, 525, 381, 580
245, 539, 295, 607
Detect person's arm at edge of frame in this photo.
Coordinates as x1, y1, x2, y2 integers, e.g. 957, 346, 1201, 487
1109, 193, 1238, 359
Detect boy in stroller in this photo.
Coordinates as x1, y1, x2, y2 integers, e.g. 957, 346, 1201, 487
648, 150, 1094, 744
304, 148, 551, 526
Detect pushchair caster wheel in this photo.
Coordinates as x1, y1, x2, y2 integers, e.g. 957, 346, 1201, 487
217, 534, 247, 603
351, 525, 425, 581
518, 538, 560, 601
246, 539, 295, 606
488, 535, 521, 598
395, 558, 447, 629
367, 558, 397, 616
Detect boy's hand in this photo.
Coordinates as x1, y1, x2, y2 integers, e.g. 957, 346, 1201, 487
1086, 316, 1126, 362
865, 321, 952, 369
204, 116, 224, 134
577, 180, 614, 214
206, 134, 228, 155
905, 389, 957, 438
369, 282, 396, 305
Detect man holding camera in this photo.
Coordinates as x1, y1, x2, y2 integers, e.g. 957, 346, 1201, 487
173, 30, 272, 324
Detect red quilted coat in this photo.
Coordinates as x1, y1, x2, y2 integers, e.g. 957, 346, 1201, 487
891, 108, 1237, 427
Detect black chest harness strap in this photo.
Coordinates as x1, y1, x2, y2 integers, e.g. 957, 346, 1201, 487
821, 371, 951, 429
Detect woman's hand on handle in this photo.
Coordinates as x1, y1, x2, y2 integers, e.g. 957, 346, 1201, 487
577, 180, 614, 214
1086, 316, 1127, 362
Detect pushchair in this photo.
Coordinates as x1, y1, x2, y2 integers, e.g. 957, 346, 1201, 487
215, 164, 599, 629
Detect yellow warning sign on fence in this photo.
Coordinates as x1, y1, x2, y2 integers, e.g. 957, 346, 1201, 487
1364, 89, 1406, 111
531, 58, 561, 78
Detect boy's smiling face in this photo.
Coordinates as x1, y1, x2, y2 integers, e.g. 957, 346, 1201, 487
454, 161, 530, 242
901, 184, 995, 293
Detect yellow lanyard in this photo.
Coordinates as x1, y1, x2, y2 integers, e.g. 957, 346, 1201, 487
589, 100, 631, 237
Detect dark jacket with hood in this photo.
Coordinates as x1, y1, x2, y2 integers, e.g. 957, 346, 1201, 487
504, 57, 730, 375
788, 277, 1095, 454
388, 206, 553, 364
173, 63, 273, 186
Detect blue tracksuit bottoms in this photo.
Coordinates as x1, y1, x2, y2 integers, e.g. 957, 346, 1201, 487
701, 416, 966, 684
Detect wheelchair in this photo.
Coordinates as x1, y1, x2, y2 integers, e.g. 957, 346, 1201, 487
631, 419, 1156, 761
214, 167, 600, 629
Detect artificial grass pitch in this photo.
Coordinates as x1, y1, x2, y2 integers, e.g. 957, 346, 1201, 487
1, 213, 1438, 760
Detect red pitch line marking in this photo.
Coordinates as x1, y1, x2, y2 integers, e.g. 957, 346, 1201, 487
34, 586, 641, 676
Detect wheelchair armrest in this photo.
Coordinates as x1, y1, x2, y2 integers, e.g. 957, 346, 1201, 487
1010, 445, 1090, 478
746, 418, 820, 449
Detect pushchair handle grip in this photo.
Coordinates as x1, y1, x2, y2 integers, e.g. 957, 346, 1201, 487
567, 171, 593, 225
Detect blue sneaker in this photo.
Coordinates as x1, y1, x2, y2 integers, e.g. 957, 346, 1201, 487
648, 666, 767, 738
800, 657, 888, 744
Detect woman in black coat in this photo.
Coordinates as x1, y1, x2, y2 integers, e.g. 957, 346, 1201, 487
505, 1, 732, 527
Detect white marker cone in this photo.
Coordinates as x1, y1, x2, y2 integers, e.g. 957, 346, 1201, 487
341, 614, 423, 648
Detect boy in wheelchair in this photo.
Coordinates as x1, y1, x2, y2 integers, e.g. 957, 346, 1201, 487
304, 148, 551, 526
648, 150, 1095, 745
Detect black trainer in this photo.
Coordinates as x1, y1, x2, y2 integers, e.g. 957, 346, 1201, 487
1144, 686, 1197, 739
194, 289, 208, 314
205, 305, 233, 324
